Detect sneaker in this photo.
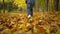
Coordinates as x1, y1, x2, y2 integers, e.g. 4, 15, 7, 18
28, 15, 31, 19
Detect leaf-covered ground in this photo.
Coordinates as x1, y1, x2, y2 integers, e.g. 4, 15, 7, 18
0, 12, 60, 34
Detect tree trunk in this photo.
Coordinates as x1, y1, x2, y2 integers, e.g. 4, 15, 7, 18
44, 0, 49, 11
3, 0, 5, 13
54, 0, 59, 11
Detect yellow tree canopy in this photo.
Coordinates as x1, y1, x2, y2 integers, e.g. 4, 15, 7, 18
0, 0, 26, 8
14, 0, 26, 8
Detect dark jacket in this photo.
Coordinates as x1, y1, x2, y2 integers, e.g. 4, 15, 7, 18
26, 0, 35, 6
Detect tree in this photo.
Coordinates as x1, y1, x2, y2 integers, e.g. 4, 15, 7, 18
44, 0, 49, 11
0, 3, 3, 10
3, 0, 5, 13
54, 0, 59, 11
2, 0, 18, 12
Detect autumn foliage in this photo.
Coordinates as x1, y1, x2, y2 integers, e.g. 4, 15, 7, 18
0, 12, 60, 34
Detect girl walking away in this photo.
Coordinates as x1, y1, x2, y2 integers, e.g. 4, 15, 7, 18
26, 0, 35, 18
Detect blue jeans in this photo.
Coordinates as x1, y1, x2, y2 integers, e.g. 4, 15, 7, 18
27, 4, 33, 16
